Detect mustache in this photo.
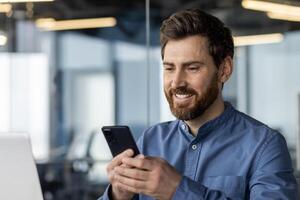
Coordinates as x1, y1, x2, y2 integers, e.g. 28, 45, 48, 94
169, 86, 197, 95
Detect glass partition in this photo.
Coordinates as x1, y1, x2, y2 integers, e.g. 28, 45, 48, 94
0, 1, 150, 199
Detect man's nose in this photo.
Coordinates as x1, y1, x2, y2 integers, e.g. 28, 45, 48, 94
171, 71, 187, 88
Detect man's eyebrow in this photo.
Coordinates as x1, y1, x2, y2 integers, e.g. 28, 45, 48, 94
163, 61, 205, 67
162, 62, 174, 66
182, 61, 204, 66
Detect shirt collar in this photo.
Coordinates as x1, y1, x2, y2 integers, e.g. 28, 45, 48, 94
179, 102, 234, 140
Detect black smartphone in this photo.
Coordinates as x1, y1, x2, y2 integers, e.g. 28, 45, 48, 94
101, 126, 140, 157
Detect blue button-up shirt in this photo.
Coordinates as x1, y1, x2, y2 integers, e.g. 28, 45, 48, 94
99, 103, 297, 199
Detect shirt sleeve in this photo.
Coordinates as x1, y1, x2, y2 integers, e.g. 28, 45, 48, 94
249, 132, 298, 199
97, 184, 112, 200
97, 184, 140, 200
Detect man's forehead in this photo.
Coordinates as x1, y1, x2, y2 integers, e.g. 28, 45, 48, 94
163, 35, 210, 60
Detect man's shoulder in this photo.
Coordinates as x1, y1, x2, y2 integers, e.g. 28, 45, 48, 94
137, 120, 181, 152
232, 108, 283, 140
137, 120, 180, 140
141, 120, 180, 137
233, 109, 266, 127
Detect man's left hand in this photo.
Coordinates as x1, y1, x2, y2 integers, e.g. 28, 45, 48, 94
114, 155, 182, 200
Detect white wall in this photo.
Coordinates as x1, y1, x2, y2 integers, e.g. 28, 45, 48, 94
59, 33, 112, 70
0, 53, 50, 160
244, 31, 300, 147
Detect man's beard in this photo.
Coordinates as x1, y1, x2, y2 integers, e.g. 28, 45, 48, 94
164, 74, 219, 121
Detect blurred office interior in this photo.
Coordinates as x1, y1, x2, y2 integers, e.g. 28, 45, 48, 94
1, 0, 300, 199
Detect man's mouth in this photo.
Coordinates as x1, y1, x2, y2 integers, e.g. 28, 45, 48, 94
174, 93, 193, 99
173, 93, 194, 105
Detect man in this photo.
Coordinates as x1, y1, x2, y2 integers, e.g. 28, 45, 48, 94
99, 9, 297, 200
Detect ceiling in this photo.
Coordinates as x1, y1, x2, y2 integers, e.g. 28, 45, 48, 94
1, 0, 300, 38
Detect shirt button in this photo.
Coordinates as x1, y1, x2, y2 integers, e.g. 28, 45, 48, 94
181, 124, 187, 131
192, 144, 197, 150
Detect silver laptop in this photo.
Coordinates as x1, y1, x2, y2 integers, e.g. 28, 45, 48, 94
0, 133, 44, 200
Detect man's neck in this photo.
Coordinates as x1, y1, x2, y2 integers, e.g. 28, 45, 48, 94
185, 97, 225, 136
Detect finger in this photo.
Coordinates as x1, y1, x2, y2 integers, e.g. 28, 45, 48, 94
107, 149, 134, 171
121, 163, 130, 168
115, 173, 147, 190
116, 181, 140, 194
115, 166, 149, 181
121, 153, 140, 168
135, 154, 145, 159
122, 156, 152, 170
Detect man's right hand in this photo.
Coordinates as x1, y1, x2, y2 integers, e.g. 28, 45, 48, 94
106, 149, 135, 200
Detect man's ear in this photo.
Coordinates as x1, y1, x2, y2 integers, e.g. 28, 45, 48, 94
218, 56, 233, 83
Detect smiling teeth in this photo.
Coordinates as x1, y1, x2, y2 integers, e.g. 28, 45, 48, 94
175, 94, 192, 99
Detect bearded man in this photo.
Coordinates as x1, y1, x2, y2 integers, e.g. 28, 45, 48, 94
99, 9, 297, 200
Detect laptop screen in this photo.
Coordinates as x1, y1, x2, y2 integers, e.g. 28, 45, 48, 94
0, 133, 44, 200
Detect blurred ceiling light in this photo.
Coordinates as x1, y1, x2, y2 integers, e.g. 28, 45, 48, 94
0, 34, 7, 46
267, 12, 300, 21
0, 0, 53, 2
35, 17, 117, 31
242, 0, 300, 16
234, 33, 283, 46
0, 3, 11, 13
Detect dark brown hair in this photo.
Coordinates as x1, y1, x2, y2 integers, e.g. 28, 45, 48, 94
160, 9, 234, 68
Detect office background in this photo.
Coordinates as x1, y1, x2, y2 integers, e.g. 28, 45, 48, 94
1, 0, 300, 199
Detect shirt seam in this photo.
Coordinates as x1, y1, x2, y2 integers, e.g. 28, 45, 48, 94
252, 132, 276, 172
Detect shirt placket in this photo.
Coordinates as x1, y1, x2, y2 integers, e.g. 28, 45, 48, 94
185, 140, 202, 179
180, 122, 203, 179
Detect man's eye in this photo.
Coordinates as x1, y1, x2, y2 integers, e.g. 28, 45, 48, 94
164, 67, 174, 71
188, 67, 199, 71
